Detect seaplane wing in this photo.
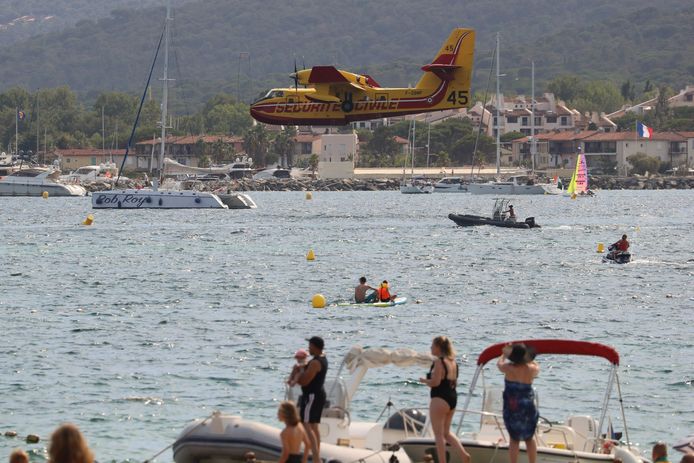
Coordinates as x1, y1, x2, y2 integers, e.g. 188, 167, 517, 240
251, 28, 475, 125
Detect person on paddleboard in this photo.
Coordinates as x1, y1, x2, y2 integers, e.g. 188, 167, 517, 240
377, 280, 397, 302
355, 276, 378, 303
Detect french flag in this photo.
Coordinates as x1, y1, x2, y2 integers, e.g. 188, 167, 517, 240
637, 121, 653, 138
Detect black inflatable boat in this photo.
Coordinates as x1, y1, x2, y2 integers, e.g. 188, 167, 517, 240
448, 213, 540, 229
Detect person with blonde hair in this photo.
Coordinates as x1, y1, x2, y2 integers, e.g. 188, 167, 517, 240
419, 336, 470, 463
48, 423, 94, 463
9, 449, 29, 463
277, 401, 311, 463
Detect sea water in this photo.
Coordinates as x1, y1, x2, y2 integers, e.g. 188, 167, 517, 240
0, 190, 692, 462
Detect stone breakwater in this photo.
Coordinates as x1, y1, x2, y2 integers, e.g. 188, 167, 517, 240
587, 176, 694, 190
81, 176, 694, 193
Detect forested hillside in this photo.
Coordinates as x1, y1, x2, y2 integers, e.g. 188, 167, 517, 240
0, 0, 692, 110
0, 0, 189, 47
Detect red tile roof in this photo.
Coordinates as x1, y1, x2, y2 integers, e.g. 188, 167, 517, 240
294, 134, 319, 143
55, 148, 126, 156
136, 135, 243, 145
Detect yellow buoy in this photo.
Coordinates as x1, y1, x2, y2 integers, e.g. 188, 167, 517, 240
306, 249, 315, 261
305, 191, 313, 200
312, 294, 326, 309
42, 191, 49, 199
82, 214, 94, 226
597, 243, 605, 253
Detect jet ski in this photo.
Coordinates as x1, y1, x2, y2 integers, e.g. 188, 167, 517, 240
603, 244, 631, 264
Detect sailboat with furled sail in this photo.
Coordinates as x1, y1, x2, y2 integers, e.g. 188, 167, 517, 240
92, 1, 255, 210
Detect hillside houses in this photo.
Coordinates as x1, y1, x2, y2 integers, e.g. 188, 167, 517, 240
512, 130, 694, 174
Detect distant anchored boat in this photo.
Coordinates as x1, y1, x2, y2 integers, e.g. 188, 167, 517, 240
0, 167, 86, 197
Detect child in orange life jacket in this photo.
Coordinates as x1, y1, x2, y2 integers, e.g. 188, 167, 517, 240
378, 280, 397, 302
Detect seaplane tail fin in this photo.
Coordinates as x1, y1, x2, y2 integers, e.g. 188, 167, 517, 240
416, 28, 475, 90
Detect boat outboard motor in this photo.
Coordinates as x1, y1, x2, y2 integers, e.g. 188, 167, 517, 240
524, 217, 537, 228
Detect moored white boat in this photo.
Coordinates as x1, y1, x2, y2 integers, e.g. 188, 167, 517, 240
92, 185, 228, 209
399, 340, 646, 463
434, 177, 468, 193
400, 178, 435, 194
468, 175, 558, 195
0, 167, 87, 197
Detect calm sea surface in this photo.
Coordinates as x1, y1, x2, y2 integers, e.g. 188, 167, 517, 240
1, 190, 692, 462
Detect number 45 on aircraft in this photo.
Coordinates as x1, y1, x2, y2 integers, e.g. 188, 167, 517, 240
250, 28, 475, 126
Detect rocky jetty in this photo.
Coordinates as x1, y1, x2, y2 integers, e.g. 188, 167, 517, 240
81, 175, 694, 193
586, 176, 694, 190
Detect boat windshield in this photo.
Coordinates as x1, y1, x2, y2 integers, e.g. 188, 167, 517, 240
11, 169, 43, 177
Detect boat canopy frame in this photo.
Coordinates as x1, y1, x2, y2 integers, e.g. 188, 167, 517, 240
455, 339, 632, 453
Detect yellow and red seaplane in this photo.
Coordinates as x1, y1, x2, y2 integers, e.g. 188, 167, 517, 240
250, 28, 475, 126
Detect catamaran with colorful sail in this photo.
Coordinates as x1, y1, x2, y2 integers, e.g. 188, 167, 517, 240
566, 150, 594, 198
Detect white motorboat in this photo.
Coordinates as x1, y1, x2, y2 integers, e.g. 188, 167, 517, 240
60, 163, 121, 184
468, 175, 559, 195
400, 178, 435, 194
399, 339, 646, 463
172, 346, 434, 463
0, 167, 87, 196
434, 177, 468, 193
0, 151, 19, 177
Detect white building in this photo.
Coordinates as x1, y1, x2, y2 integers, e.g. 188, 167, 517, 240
318, 133, 357, 179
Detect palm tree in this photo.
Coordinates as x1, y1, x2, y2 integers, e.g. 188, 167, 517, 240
243, 125, 269, 166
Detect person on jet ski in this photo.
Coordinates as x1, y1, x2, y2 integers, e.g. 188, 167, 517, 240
609, 234, 629, 258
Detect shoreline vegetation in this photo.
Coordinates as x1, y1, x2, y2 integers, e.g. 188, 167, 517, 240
82, 175, 694, 193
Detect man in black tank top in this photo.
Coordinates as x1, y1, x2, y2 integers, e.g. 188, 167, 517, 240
297, 336, 328, 463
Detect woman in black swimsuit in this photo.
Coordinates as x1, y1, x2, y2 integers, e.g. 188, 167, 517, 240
420, 336, 470, 463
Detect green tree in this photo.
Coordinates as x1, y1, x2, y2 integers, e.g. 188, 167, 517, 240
243, 124, 269, 167
308, 153, 319, 178
652, 86, 673, 130
627, 152, 661, 175
272, 126, 297, 167
547, 75, 585, 102
620, 80, 635, 102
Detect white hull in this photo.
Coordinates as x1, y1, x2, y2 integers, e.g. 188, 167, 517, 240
400, 183, 435, 194
173, 413, 406, 463
434, 185, 468, 193
91, 189, 228, 209
0, 168, 87, 196
400, 438, 642, 463
468, 182, 554, 195
0, 182, 86, 197
218, 193, 257, 209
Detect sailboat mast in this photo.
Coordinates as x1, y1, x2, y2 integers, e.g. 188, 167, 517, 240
36, 91, 40, 163
426, 117, 431, 168
158, 0, 172, 180
495, 32, 501, 175
412, 119, 416, 174
102, 106, 105, 156
531, 60, 536, 173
